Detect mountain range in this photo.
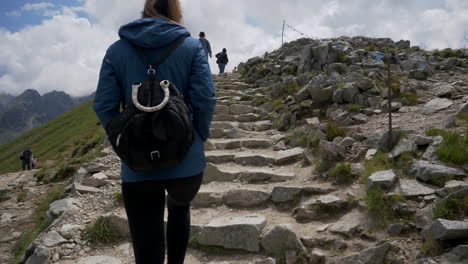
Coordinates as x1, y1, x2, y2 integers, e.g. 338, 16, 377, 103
0, 90, 95, 145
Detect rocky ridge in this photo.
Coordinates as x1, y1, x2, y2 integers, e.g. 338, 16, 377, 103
1, 36, 467, 264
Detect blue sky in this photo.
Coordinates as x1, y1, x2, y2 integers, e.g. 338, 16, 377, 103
0, 0, 85, 32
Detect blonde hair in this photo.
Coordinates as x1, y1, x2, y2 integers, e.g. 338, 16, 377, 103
142, 0, 182, 23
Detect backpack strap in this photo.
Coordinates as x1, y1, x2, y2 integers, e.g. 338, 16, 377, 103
133, 33, 189, 72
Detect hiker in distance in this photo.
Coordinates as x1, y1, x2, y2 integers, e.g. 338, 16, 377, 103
20, 148, 33, 170
93, 0, 216, 263
215, 48, 229, 74
199, 32, 212, 59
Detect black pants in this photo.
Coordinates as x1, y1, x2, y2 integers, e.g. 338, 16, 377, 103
122, 172, 203, 264
22, 159, 31, 170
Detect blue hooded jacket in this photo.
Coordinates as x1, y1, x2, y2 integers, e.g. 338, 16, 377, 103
93, 17, 216, 182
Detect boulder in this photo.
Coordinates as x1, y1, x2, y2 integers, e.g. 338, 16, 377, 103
433, 84, 457, 98
428, 219, 468, 240
423, 98, 453, 115
391, 179, 436, 197
41, 231, 66, 247
325, 242, 391, 264
345, 72, 374, 90
318, 140, 345, 161
388, 138, 417, 159
329, 209, 366, 238
48, 198, 80, 218
198, 214, 266, 252
341, 83, 360, 104
203, 163, 237, 183
101, 212, 131, 239
261, 225, 305, 256
81, 172, 108, 188
367, 170, 397, 190
411, 161, 465, 183
438, 245, 468, 264
60, 224, 84, 239
25, 246, 49, 264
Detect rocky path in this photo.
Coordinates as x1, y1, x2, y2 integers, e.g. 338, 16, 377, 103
5, 73, 468, 264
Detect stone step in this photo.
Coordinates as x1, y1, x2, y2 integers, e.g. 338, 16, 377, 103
208, 138, 272, 150
203, 163, 297, 183
205, 147, 305, 166
213, 113, 261, 122
211, 120, 274, 133
215, 90, 246, 98
215, 82, 253, 91
216, 100, 252, 106
229, 104, 259, 115
192, 182, 336, 209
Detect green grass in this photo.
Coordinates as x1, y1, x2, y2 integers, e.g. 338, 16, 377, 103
47, 166, 77, 183
360, 151, 392, 182
401, 92, 419, 105
425, 129, 468, 165
457, 112, 468, 122
0, 189, 11, 203
252, 97, 269, 106
11, 186, 65, 264
16, 189, 28, 202
434, 48, 463, 58
328, 163, 355, 184
421, 235, 444, 257
0, 101, 105, 175
272, 98, 284, 110
433, 193, 468, 220
325, 121, 347, 140
347, 104, 362, 113
272, 82, 301, 100
365, 186, 402, 228
82, 217, 120, 244
114, 191, 123, 205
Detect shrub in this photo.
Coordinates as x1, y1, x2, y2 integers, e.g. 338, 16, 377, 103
365, 186, 402, 228
325, 121, 346, 140
49, 166, 77, 182
17, 189, 28, 202
114, 192, 123, 205
401, 92, 418, 105
83, 217, 120, 244
360, 151, 392, 181
337, 54, 349, 64
367, 44, 376, 51
434, 48, 462, 58
457, 112, 468, 122
328, 163, 355, 184
272, 98, 284, 110
433, 193, 468, 220
347, 104, 362, 112
253, 97, 268, 106
436, 132, 467, 165
421, 235, 444, 257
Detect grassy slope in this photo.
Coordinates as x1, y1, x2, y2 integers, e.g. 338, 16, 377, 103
0, 101, 105, 175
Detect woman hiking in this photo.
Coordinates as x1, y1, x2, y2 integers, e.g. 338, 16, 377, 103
93, 0, 216, 263
215, 48, 229, 74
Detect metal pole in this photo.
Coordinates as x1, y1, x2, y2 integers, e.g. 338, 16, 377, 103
282, 20, 285, 46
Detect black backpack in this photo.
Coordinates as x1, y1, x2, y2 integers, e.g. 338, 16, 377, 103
105, 34, 194, 172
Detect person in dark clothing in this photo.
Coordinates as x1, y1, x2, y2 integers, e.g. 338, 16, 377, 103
199, 32, 212, 59
215, 48, 229, 74
93, 0, 216, 263
20, 148, 32, 170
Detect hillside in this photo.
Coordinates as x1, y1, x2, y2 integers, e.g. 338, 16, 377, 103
1, 36, 467, 264
0, 100, 105, 175
0, 90, 95, 145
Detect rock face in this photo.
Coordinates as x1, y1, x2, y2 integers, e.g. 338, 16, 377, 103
260, 225, 305, 256
428, 219, 468, 240
198, 215, 266, 252
25, 246, 49, 264
325, 242, 391, 264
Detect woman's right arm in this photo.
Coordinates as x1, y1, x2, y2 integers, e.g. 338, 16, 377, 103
93, 49, 122, 129
188, 43, 216, 142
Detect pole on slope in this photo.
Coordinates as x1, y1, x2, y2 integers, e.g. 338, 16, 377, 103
282, 20, 285, 46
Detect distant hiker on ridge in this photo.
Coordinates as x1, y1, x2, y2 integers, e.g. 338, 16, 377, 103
93, 0, 216, 263
20, 148, 32, 170
215, 48, 229, 74
199, 32, 212, 59
32, 156, 40, 169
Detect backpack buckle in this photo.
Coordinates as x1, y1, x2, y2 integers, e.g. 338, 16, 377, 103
150, 150, 160, 160
148, 65, 156, 75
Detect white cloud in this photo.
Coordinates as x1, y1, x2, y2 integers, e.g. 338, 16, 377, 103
1, 0, 468, 97
5, 10, 21, 17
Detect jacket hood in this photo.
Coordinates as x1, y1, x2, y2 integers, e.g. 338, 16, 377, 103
118, 17, 190, 49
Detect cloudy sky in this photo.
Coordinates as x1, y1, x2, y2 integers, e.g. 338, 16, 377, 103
0, 0, 468, 97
